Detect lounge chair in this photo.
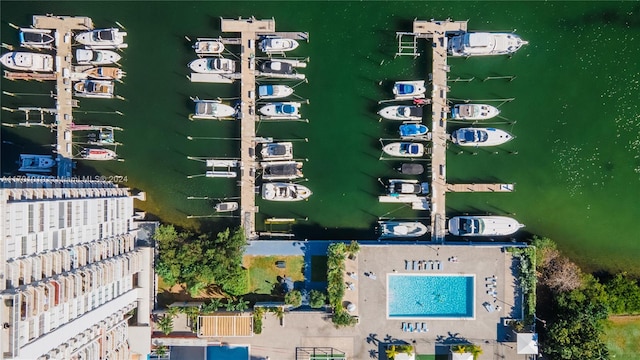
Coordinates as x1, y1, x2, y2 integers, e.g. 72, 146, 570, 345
485, 283, 494, 288
436, 260, 442, 270
486, 289, 493, 294
423, 260, 428, 270
408, 323, 414, 332
405, 260, 410, 270
422, 322, 429, 332
427, 260, 433, 270
402, 322, 408, 332
412, 260, 417, 270
415, 322, 420, 332
417, 261, 422, 270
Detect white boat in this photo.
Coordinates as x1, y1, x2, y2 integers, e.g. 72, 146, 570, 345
18, 154, 56, 173
260, 37, 300, 53
257, 60, 306, 79
261, 161, 303, 180
451, 127, 513, 147
260, 142, 293, 161
451, 104, 500, 120
448, 32, 528, 57
387, 179, 429, 196
19, 28, 54, 49
188, 57, 235, 74
74, 80, 115, 98
378, 105, 423, 121
80, 148, 117, 161
205, 159, 238, 178
382, 142, 424, 157
190, 98, 236, 120
76, 49, 121, 65
0, 52, 53, 72
215, 202, 238, 212
75, 28, 128, 49
258, 84, 294, 99
392, 80, 426, 99
399, 123, 429, 140
262, 182, 312, 202
193, 39, 225, 55
83, 67, 125, 80
259, 102, 301, 119
448, 216, 524, 236
379, 221, 429, 238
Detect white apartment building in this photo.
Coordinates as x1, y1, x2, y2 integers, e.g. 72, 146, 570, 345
0, 177, 154, 360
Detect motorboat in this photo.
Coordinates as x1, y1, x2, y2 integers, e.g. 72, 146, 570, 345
76, 49, 121, 65
448, 216, 524, 236
74, 80, 115, 98
257, 60, 306, 79
215, 202, 238, 212
396, 163, 424, 175
387, 179, 429, 196
258, 84, 294, 99
261, 161, 303, 180
379, 221, 429, 238
0, 51, 53, 72
451, 127, 513, 147
259, 102, 301, 119
190, 98, 236, 120
399, 123, 429, 140
18, 154, 56, 173
188, 57, 235, 74
262, 182, 312, 202
193, 39, 225, 55
83, 67, 125, 80
451, 104, 500, 120
260, 142, 293, 161
260, 37, 300, 53
382, 142, 424, 157
378, 105, 423, 121
392, 80, 426, 99
75, 28, 128, 49
79, 148, 117, 160
448, 32, 528, 57
19, 28, 54, 49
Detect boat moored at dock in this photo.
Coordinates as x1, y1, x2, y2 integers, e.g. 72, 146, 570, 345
451, 104, 500, 120
188, 57, 235, 74
448, 216, 524, 236
193, 39, 225, 55
261, 161, 303, 180
259, 102, 301, 119
399, 123, 429, 140
387, 179, 429, 196
393, 80, 426, 99
190, 98, 237, 120
259, 37, 300, 53
382, 142, 424, 157
215, 202, 238, 212
448, 32, 528, 57
82, 66, 125, 80
379, 221, 429, 238
378, 105, 423, 121
75, 28, 128, 49
258, 84, 294, 99
0, 51, 53, 72
257, 60, 306, 79
260, 142, 294, 161
74, 79, 115, 98
451, 127, 513, 147
18, 154, 56, 173
19, 28, 54, 49
262, 182, 313, 202
76, 49, 121, 65
205, 159, 238, 178
79, 148, 117, 161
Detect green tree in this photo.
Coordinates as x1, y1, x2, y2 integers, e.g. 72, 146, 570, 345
385, 345, 399, 360
332, 309, 357, 328
285, 290, 302, 308
605, 272, 640, 314
224, 300, 236, 312
235, 298, 250, 312
157, 315, 174, 335
308, 290, 326, 308
154, 344, 168, 357
346, 240, 360, 259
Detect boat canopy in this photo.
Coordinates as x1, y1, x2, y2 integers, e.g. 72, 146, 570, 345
459, 218, 484, 235
277, 104, 296, 114
400, 163, 424, 174
95, 30, 114, 41
259, 85, 274, 96
396, 84, 414, 95
264, 163, 300, 176
269, 144, 288, 156
400, 143, 421, 155
21, 32, 50, 44
400, 124, 427, 137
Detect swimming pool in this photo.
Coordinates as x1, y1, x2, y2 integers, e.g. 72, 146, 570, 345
387, 274, 475, 319
206, 345, 250, 360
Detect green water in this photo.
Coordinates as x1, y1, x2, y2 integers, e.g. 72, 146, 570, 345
2, 1, 640, 274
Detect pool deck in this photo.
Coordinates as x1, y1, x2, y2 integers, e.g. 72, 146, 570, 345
158, 244, 522, 359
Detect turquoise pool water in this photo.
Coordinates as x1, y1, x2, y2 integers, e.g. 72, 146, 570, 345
206, 345, 249, 360
388, 274, 474, 318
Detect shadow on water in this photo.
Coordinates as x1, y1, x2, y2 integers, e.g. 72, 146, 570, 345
293, 224, 374, 240
570, 4, 640, 29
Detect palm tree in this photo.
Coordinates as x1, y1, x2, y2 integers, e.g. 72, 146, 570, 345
470, 345, 483, 360
385, 345, 399, 360
273, 306, 285, 320
167, 306, 180, 318
224, 300, 235, 312
154, 344, 167, 357
235, 298, 250, 312
157, 315, 174, 335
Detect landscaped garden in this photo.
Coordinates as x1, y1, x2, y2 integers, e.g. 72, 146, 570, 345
244, 255, 305, 294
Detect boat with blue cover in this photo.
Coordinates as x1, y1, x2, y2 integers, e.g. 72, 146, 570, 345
258, 84, 294, 99
259, 102, 301, 119
399, 123, 429, 140
382, 142, 424, 157
392, 80, 426, 99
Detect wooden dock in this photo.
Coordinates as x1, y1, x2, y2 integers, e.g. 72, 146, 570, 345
4, 71, 56, 81
32, 15, 94, 171
446, 183, 515, 192
221, 17, 277, 240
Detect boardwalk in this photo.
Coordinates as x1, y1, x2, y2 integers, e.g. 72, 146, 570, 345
220, 18, 276, 240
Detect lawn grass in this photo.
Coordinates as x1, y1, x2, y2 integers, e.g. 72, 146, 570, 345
605, 315, 640, 359
244, 255, 305, 294
311, 255, 328, 282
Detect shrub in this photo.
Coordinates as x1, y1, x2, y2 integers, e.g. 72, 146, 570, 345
309, 290, 326, 308
285, 290, 302, 308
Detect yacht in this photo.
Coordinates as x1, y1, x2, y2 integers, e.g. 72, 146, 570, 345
259, 102, 301, 119
382, 142, 424, 157
451, 104, 500, 120
193, 39, 225, 55
260, 37, 300, 53
18, 154, 56, 173
378, 105, 423, 121
260, 142, 293, 161
262, 182, 312, 202
379, 221, 429, 238
82, 67, 125, 80
188, 57, 235, 74
215, 202, 238, 212
19, 28, 54, 49
448, 216, 524, 236
75, 28, 128, 49
451, 127, 513, 147
190, 98, 236, 120
79, 148, 117, 160
0, 51, 53, 72
387, 179, 429, 196
448, 32, 528, 57
399, 123, 429, 140
261, 161, 303, 180
74, 80, 115, 98
393, 80, 426, 99
76, 49, 121, 65
258, 84, 294, 99
257, 60, 306, 79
